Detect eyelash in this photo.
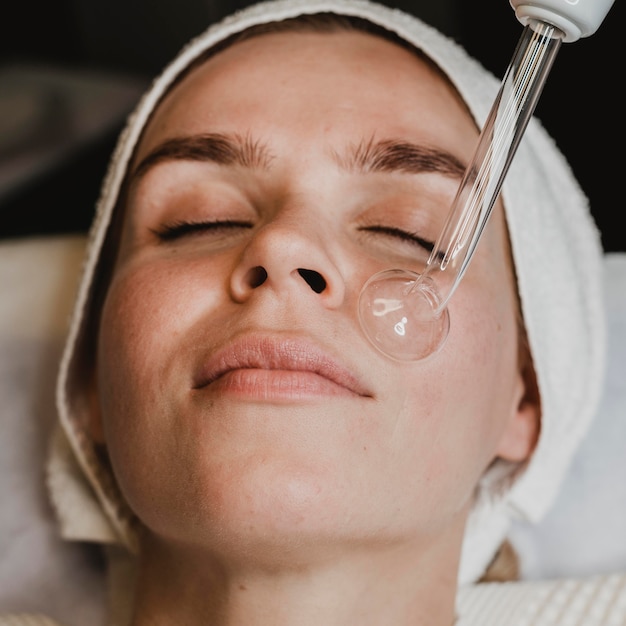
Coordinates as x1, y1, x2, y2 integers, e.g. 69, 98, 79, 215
152, 219, 253, 241
359, 225, 435, 253
152, 220, 438, 261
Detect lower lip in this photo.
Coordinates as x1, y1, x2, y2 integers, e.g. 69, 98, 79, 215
197, 369, 358, 401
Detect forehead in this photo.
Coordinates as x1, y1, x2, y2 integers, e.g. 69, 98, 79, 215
134, 28, 478, 165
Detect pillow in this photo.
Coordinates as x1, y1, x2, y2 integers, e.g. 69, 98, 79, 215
0, 236, 106, 625
509, 252, 626, 579
0, 235, 624, 622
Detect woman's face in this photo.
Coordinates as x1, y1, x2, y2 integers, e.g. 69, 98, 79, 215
93, 29, 538, 560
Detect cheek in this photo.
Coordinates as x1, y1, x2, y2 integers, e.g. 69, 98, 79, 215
361, 311, 514, 527
402, 288, 520, 501
99, 266, 186, 394
95, 258, 230, 465
449, 289, 520, 440
98, 256, 230, 383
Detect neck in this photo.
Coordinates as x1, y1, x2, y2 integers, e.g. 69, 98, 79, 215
129, 530, 462, 626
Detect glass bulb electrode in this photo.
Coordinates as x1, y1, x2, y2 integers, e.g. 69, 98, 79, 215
359, 21, 563, 361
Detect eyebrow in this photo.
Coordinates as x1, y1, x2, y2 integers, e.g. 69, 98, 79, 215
130, 132, 274, 183
336, 137, 467, 178
130, 132, 467, 187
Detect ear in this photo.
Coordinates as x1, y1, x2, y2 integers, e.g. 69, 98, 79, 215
495, 351, 541, 463
86, 370, 106, 445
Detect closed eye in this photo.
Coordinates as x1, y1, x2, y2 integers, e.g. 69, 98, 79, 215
359, 225, 433, 250
152, 219, 254, 241
359, 225, 445, 264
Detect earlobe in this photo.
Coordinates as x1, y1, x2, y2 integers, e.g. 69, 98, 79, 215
496, 355, 541, 463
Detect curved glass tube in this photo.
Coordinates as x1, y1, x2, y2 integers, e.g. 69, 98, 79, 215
359, 21, 563, 361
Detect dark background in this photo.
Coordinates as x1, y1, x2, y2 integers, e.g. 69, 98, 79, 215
1, 0, 622, 251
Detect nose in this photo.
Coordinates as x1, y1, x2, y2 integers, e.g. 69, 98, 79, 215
230, 218, 345, 308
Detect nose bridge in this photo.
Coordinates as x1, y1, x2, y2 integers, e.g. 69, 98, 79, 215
230, 207, 345, 305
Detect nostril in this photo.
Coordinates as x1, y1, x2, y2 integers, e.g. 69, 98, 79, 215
247, 266, 268, 288
298, 268, 326, 294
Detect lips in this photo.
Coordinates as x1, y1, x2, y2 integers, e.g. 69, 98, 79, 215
193, 335, 373, 398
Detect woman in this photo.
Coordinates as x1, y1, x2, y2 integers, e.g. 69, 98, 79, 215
10, 0, 611, 624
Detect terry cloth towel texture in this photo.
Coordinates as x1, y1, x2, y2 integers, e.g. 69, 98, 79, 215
48, 0, 606, 588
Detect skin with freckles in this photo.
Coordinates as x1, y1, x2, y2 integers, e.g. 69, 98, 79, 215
89, 26, 540, 626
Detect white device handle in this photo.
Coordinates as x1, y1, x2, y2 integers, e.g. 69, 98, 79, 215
510, 0, 616, 42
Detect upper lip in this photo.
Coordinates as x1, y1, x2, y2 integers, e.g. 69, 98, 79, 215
193, 334, 374, 398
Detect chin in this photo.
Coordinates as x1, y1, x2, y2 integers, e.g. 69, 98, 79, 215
133, 453, 384, 564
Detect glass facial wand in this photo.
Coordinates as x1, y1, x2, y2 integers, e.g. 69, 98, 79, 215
359, 0, 615, 362
358, 21, 563, 361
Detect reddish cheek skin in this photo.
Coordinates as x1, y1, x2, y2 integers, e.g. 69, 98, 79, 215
96, 263, 199, 432
419, 284, 517, 471
379, 366, 466, 500
104, 256, 225, 347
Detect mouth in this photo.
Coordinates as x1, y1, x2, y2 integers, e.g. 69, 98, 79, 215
193, 335, 374, 400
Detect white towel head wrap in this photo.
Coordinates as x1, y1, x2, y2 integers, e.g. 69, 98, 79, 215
50, 0, 606, 585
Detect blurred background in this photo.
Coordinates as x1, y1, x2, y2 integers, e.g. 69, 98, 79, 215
0, 0, 622, 251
